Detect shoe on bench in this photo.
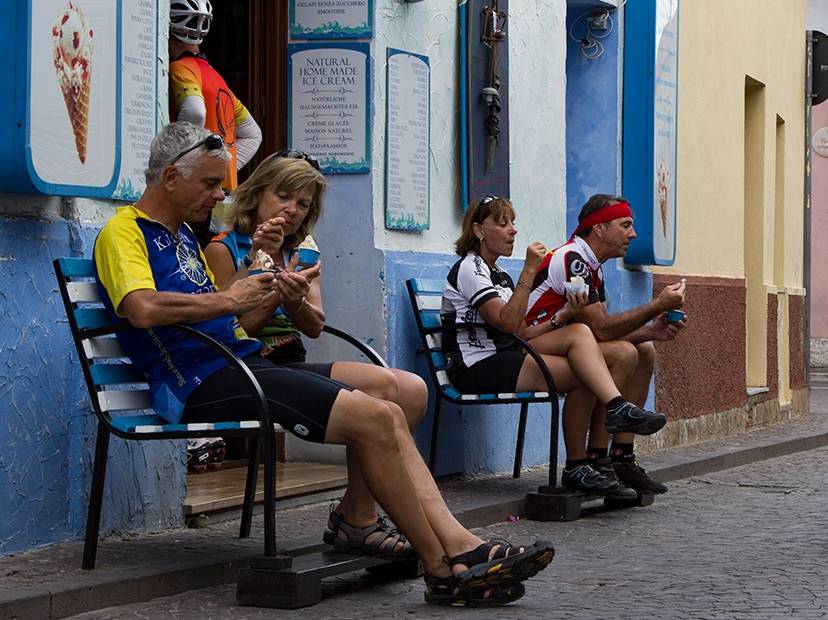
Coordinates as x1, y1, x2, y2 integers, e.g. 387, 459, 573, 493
604, 402, 666, 435
613, 460, 668, 495
591, 458, 638, 501
562, 464, 621, 496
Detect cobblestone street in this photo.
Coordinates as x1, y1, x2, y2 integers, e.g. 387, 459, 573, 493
70, 446, 828, 619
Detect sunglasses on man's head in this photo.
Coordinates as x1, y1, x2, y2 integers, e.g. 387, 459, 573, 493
273, 149, 321, 171
169, 133, 224, 167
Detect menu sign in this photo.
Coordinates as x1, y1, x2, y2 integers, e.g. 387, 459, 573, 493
385, 49, 430, 231
289, 0, 373, 39
288, 42, 370, 174
113, 0, 165, 200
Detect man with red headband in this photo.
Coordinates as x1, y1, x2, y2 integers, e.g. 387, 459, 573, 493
525, 194, 686, 496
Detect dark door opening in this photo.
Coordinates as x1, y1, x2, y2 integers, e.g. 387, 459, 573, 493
201, 0, 288, 182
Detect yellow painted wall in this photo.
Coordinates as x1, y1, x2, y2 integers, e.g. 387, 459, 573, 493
654, 0, 806, 285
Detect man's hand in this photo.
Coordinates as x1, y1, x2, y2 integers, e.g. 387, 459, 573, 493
650, 312, 687, 341
251, 217, 286, 259
655, 279, 686, 312
223, 272, 278, 315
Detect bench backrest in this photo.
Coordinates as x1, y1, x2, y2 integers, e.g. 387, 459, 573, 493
405, 278, 553, 402
54, 257, 262, 437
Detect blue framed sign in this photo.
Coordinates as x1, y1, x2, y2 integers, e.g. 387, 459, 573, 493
289, 0, 373, 39
385, 49, 430, 231
623, 0, 680, 265
288, 42, 371, 174
0, 0, 163, 200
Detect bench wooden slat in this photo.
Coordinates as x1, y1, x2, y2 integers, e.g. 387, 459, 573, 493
425, 333, 442, 350
415, 295, 442, 311
409, 278, 444, 295
75, 308, 116, 330
420, 310, 441, 329
97, 389, 152, 412
82, 336, 127, 360
67, 281, 102, 304
90, 364, 146, 386
58, 257, 96, 278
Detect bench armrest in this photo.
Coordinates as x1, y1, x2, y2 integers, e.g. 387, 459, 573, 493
423, 322, 559, 396
84, 323, 270, 425
321, 324, 389, 369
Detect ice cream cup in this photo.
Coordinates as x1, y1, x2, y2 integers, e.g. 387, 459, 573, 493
666, 309, 686, 323
248, 268, 278, 277
296, 248, 320, 271
564, 281, 590, 297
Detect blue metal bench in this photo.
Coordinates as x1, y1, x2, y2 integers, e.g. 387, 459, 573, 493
405, 278, 562, 482
55, 257, 414, 607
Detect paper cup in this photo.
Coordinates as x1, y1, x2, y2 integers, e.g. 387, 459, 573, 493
564, 281, 590, 297
248, 268, 277, 277
296, 248, 320, 271
666, 309, 686, 323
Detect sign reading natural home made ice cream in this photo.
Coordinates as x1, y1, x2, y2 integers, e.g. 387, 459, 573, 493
0, 1, 164, 199
288, 42, 370, 174
289, 0, 373, 39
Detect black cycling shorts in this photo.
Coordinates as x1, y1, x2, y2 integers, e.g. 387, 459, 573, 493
449, 350, 527, 394
183, 356, 348, 443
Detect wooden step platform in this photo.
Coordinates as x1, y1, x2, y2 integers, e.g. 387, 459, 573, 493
185, 461, 348, 516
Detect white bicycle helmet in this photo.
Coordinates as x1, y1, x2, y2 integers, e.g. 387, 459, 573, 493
170, 0, 213, 45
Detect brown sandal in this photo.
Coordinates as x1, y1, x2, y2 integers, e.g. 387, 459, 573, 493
322, 508, 417, 561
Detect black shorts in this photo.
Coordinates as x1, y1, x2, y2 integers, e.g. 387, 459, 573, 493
282, 361, 334, 378
183, 356, 349, 443
449, 351, 527, 394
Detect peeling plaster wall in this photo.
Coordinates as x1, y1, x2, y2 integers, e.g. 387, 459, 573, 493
0, 196, 185, 555
372, 0, 568, 252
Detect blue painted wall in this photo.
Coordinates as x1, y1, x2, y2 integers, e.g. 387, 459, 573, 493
565, 4, 655, 408
0, 213, 185, 556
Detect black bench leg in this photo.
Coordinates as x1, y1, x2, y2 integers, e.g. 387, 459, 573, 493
239, 436, 261, 539
513, 403, 529, 478
547, 399, 560, 488
262, 424, 277, 557
428, 398, 444, 474
82, 424, 110, 569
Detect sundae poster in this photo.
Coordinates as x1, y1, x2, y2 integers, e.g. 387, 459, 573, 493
622, 0, 680, 266
29, 0, 119, 191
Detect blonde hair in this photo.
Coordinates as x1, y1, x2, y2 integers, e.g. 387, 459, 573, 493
454, 195, 516, 256
225, 156, 326, 249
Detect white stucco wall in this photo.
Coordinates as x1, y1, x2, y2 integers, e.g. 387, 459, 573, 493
371, 0, 568, 254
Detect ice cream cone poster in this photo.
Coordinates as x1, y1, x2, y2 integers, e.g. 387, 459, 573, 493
28, 0, 118, 191
622, 0, 679, 266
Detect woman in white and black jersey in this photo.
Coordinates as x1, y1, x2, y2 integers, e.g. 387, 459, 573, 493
441, 195, 666, 495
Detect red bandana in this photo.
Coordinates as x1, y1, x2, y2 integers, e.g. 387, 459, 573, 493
569, 201, 633, 240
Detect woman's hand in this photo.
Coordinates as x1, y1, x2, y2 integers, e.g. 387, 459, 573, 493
523, 242, 547, 275
251, 217, 286, 259
274, 259, 321, 311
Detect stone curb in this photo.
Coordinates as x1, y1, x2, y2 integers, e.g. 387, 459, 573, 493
4, 421, 827, 619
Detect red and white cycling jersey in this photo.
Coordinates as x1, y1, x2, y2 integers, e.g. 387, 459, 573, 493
524, 236, 606, 326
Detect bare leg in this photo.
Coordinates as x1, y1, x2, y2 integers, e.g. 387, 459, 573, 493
612, 341, 656, 447
528, 323, 623, 404
588, 341, 639, 448
324, 389, 453, 576
513, 351, 593, 461
328, 363, 427, 539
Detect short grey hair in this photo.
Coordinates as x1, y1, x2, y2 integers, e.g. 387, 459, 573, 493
144, 121, 230, 185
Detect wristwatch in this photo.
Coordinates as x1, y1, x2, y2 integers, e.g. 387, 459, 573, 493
550, 314, 563, 330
